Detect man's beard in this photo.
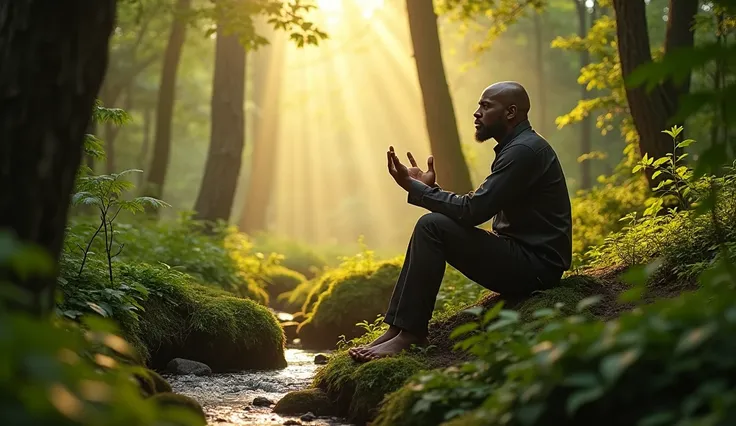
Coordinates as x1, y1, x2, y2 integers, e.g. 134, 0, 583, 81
474, 124, 494, 143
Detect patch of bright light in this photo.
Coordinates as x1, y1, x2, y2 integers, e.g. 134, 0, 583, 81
360, 0, 385, 19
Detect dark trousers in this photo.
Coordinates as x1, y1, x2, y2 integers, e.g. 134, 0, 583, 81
384, 212, 559, 337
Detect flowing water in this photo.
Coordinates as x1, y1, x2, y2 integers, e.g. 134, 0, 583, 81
166, 313, 353, 426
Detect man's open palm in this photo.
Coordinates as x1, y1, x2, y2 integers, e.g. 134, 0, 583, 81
406, 152, 436, 187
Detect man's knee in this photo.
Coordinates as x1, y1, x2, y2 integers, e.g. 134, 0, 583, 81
415, 212, 454, 234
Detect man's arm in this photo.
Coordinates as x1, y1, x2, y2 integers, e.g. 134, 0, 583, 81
406, 145, 542, 226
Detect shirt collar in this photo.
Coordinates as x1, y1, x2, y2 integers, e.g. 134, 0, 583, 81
494, 119, 532, 154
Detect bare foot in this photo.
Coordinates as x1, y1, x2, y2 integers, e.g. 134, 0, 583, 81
348, 326, 400, 360
356, 331, 428, 362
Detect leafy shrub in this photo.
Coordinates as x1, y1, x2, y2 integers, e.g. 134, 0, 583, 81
0, 230, 204, 426
251, 232, 333, 278
259, 265, 307, 311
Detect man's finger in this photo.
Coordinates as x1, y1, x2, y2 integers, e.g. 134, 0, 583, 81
387, 151, 396, 174
407, 152, 418, 168
427, 155, 435, 173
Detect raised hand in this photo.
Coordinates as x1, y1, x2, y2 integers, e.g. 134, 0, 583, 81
406, 151, 436, 187
387, 146, 412, 191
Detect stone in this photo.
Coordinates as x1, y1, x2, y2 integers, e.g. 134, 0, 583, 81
283, 421, 301, 425
313, 354, 329, 365
253, 396, 274, 407
300, 412, 316, 422
165, 358, 212, 376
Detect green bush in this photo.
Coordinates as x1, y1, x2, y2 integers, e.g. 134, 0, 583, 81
259, 265, 307, 311
251, 232, 333, 279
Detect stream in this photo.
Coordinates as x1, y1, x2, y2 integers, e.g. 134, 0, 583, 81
165, 312, 353, 426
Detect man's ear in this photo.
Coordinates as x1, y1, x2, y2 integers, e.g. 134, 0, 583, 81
506, 105, 517, 120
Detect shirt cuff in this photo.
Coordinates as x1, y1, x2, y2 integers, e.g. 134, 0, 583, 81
407, 179, 432, 207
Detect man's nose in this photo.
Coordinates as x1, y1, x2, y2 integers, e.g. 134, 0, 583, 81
473, 110, 481, 118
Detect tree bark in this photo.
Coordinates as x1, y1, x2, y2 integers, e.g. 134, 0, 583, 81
239, 29, 285, 234
405, 0, 473, 193
144, 0, 191, 201
612, 0, 699, 188
193, 24, 246, 223
0, 0, 116, 314
575, 0, 593, 189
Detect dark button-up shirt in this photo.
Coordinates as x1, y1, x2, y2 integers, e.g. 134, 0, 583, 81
407, 119, 572, 275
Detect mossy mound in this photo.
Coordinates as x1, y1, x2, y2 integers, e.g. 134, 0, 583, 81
118, 264, 286, 372
260, 265, 308, 310
312, 352, 425, 424
273, 388, 336, 416
150, 392, 206, 424
297, 260, 402, 349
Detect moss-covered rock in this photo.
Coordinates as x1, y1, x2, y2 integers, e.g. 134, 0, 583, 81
133, 368, 173, 396
273, 389, 337, 416
150, 392, 206, 424
118, 264, 286, 372
260, 265, 308, 310
312, 352, 425, 424
297, 260, 401, 349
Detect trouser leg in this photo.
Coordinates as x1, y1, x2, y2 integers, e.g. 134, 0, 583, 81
384, 212, 546, 337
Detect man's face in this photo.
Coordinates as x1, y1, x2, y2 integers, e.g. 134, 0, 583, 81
473, 93, 508, 143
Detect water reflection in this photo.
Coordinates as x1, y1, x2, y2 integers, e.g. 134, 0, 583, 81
166, 348, 352, 426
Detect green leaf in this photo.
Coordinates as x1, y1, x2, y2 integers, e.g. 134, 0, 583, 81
676, 139, 695, 148
449, 322, 478, 340
482, 301, 504, 326
532, 308, 556, 319
637, 411, 676, 426
600, 348, 641, 384
652, 157, 669, 167
516, 402, 545, 425
675, 323, 717, 354
566, 386, 604, 415
576, 295, 603, 312
651, 170, 663, 180
462, 306, 483, 316
562, 373, 600, 388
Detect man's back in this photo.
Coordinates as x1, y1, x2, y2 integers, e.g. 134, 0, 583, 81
491, 121, 573, 276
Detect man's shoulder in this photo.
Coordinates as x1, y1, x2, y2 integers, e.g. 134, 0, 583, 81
507, 129, 552, 156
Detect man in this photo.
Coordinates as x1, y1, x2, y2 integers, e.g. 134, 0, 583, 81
349, 81, 572, 362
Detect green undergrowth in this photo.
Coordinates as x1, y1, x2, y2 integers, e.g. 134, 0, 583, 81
313, 352, 426, 424
260, 265, 308, 311
58, 256, 286, 372
285, 274, 607, 425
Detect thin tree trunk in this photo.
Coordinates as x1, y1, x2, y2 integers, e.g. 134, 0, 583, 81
239, 29, 285, 234
193, 24, 246, 223
575, 0, 593, 189
533, 10, 548, 136
144, 0, 191, 200
405, 0, 473, 193
138, 106, 153, 187
0, 0, 116, 314
612, 0, 698, 188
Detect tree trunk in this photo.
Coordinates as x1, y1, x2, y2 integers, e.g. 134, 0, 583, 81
533, 10, 548, 136
193, 24, 246, 223
239, 29, 285, 234
0, 0, 116, 314
575, 0, 593, 190
612, 0, 698, 188
144, 0, 191, 201
138, 105, 153, 187
405, 0, 473, 193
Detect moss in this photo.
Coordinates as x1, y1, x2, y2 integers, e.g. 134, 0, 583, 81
312, 352, 425, 424
118, 264, 286, 372
261, 266, 307, 310
297, 260, 401, 349
273, 389, 336, 416
150, 392, 206, 425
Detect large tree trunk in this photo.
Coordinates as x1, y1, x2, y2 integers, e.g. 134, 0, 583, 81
612, 0, 699, 188
405, 0, 473, 193
533, 10, 548, 136
239, 29, 285, 234
144, 0, 191, 201
193, 24, 246, 223
575, 0, 593, 190
0, 0, 116, 314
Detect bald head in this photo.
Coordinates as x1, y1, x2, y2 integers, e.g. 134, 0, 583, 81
473, 81, 532, 143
